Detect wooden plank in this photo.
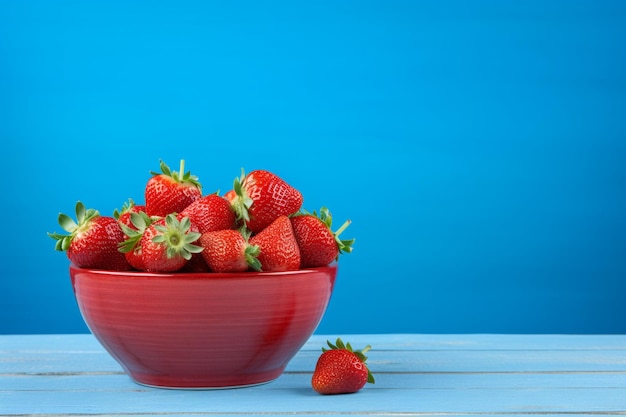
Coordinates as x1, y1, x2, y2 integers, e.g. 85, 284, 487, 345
3, 371, 626, 391
3, 347, 626, 374
3, 333, 626, 352
306, 333, 626, 351
2, 385, 626, 415
295, 348, 626, 372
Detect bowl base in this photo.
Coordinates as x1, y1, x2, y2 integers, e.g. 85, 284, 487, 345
131, 377, 279, 390
126, 368, 285, 390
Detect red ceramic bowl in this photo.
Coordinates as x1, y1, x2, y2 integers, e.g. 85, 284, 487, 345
70, 264, 337, 389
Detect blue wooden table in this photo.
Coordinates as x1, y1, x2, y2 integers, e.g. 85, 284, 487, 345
2, 333, 625, 415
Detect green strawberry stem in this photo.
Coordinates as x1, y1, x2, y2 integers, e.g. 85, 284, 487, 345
232, 168, 254, 223
333, 219, 354, 254
152, 214, 203, 260
240, 226, 262, 271
150, 159, 201, 188
334, 219, 351, 236
245, 245, 262, 272
113, 198, 137, 220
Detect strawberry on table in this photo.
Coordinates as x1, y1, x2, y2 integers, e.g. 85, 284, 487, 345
180, 194, 236, 234
312, 338, 375, 395
290, 207, 354, 268
230, 169, 303, 233
49, 201, 132, 271
249, 215, 300, 272
198, 229, 261, 273
145, 159, 202, 217
140, 214, 203, 272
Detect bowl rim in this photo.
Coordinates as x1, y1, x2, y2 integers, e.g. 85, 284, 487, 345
69, 262, 338, 280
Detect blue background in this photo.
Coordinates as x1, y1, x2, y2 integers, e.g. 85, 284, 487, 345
1, 0, 625, 335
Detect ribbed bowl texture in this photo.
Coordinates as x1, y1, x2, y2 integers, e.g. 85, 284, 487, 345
70, 264, 337, 389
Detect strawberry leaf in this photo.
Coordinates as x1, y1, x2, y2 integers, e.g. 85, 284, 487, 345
150, 159, 201, 189
118, 212, 154, 254
113, 198, 137, 220
58, 213, 78, 233
152, 214, 203, 260
232, 168, 254, 223
48, 201, 100, 252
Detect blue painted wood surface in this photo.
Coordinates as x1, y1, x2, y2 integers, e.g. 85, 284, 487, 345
1, 334, 626, 415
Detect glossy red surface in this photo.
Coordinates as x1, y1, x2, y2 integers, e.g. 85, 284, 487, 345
70, 264, 337, 389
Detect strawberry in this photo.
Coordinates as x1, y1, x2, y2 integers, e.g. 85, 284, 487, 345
223, 189, 236, 203
145, 159, 202, 217
113, 198, 146, 230
118, 211, 157, 271
230, 169, 303, 233
49, 201, 131, 271
249, 215, 300, 272
140, 213, 203, 272
223, 189, 245, 229
311, 338, 375, 395
124, 242, 144, 271
180, 194, 236, 234
198, 229, 261, 273
290, 207, 354, 268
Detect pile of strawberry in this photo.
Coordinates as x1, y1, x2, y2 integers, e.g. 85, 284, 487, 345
49, 160, 353, 273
